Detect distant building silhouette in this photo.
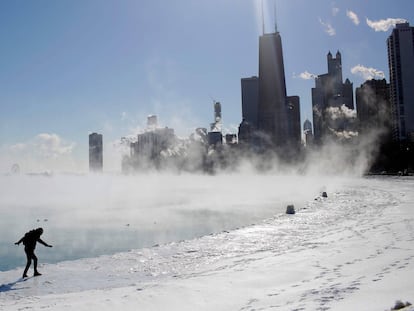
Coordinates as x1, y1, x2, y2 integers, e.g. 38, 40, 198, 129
303, 119, 313, 133
241, 76, 259, 129
286, 96, 301, 150
208, 132, 223, 146
147, 115, 158, 130
303, 119, 313, 147
238, 119, 254, 146
210, 101, 222, 132
208, 101, 223, 146
89, 133, 103, 172
356, 79, 391, 136
312, 51, 355, 143
387, 22, 414, 142
225, 134, 237, 145
130, 127, 175, 164
356, 79, 393, 172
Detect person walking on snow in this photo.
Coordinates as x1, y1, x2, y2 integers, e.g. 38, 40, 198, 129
15, 227, 52, 278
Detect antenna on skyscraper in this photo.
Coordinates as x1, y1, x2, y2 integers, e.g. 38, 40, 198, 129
274, 0, 278, 33
261, 0, 265, 35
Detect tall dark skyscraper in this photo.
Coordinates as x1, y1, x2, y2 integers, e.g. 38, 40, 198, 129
89, 133, 103, 172
387, 22, 414, 142
239, 4, 301, 153
257, 29, 288, 147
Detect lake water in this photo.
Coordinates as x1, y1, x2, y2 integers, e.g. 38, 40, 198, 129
0, 173, 329, 271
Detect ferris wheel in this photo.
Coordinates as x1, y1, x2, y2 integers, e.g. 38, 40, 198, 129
11, 163, 20, 175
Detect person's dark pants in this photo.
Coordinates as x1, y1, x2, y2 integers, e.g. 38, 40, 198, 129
23, 247, 38, 277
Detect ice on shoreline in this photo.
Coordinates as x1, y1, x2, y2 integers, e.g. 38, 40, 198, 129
1, 176, 414, 310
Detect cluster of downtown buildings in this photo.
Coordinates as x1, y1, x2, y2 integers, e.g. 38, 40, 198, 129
90, 22, 414, 174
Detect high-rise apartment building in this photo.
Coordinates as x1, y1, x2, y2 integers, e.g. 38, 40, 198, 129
89, 133, 103, 172
312, 51, 354, 143
356, 79, 391, 136
387, 22, 414, 142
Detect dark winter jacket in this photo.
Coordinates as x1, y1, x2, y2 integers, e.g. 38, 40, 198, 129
16, 229, 49, 250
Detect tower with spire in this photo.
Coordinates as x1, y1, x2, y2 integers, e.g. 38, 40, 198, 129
239, 0, 301, 154
257, 0, 288, 148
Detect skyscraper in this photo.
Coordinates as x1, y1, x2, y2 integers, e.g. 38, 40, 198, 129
147, 115, 158, 130
286, 95, 301, 149
303, 119, 313, 133
241, 76, 259, 128
303, 119, 314, 147
208, 101, 223, 146
89, 133, 103, 172
312, 51, 354, 143
257, 30, 288, 148
239, 3, 301, 153
356, 79, 391, 136
387, 22, 414, 142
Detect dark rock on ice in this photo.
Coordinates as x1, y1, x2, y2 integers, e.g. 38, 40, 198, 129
391, 300, 412, 310
286, 205, 295, 215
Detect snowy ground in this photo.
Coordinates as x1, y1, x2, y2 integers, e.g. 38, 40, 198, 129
1, 176, 413, 310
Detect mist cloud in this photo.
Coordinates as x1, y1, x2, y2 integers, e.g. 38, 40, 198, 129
10, 133, 74, 159
1, 172, 349, 269
346, 10, 360, 25
121, 111, 128, 121
143, 56, 203, 137
351, 64, 385, 80
319, 18, 336, 36
366, 17, 407, 32
0, 133, 79, 173
325, 104, 357, 121
329, 128, 358, 140
295, 71, 318, 80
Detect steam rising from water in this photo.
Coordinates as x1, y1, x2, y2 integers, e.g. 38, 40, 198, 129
0, 172, 349, 271
0, 109, 388, 271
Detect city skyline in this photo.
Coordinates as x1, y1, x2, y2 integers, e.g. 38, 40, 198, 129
1, 0, 414, 172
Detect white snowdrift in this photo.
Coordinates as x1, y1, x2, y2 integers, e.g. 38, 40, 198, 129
1, 176, 414, 311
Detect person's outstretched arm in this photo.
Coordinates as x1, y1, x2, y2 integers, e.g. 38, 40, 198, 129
37, 238, 52, 247
15, 237, 24, 245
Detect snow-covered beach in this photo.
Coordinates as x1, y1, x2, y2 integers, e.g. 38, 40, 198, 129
1, 176, 413, 310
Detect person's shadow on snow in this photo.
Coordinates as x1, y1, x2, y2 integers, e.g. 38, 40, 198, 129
0, 277, 31, 292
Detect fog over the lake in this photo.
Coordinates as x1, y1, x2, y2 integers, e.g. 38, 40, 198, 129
0, 129, 386, 271
0, 170, 354, 271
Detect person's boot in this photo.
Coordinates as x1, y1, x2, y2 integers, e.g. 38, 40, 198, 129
34, 271, 42, 276
22, 274, 28, 278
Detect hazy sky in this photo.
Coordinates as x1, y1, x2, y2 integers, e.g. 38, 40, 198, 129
0, 0, 413, 172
